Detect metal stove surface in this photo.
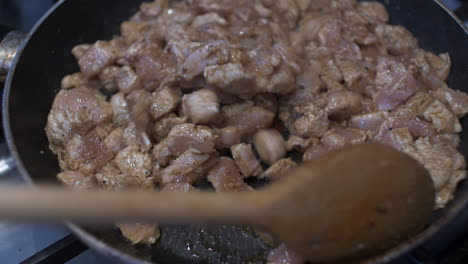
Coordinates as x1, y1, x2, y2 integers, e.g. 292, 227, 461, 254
1, 0, 468, 263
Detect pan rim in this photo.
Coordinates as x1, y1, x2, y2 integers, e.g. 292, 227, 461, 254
2, 0, 467, 263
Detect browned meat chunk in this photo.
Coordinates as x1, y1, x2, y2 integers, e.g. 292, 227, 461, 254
152, 113, 188, 142
374, 72, 420, 111
99, 66, 120, 93
231, 143, 263, 178
425, 52, 451, 81
357, 2, 388, 24
57, 171, 96, 190
207, 157, 253, 192
78, 41, 117, 77
214, 126, 241, 149
434, 87, 468, 117
223, 105, 275, 137
60, 132, 113, 175
379, 127, 414, 152
182, 89, 220, 124
163, 182, 197, 192
421, 99, 461, 133
267, 243, 304, 264
46, 88, 112, 153
104, 127, 127, 154
115, 145, 152, 179
407, 138, 466, 208
95, 162, 154, 190
374, 109, 435, 140
150, 87, 182, 120
263, 158, 297, 181
321, 128, 368, 149
375, 24, 417, 55
61, 72, 94, 90
110, 92, 131, 125
165, 123, 217, 156
349, 111, 388, 131
253, 130, 287, 165
325, 91, 362, 119
161, 149, 211, 184
116, 223, 160, 245
115, 66, 142, 93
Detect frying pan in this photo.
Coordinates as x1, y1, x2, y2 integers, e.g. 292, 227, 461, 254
0, 0, 467, 263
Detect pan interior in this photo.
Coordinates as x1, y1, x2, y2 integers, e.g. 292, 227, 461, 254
4, 0, 468, 263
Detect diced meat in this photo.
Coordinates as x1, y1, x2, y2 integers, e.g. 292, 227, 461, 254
110, 92, 131, 125
78, 41, 118, 77
285, 103, 330, 138
325, 90, 362, 119
161, 149, 211, 184
223, 105, 275, 137
263, 158, 297, 181
374, 72, 420, 111
71, 44, 91, 61
140, 0, 168, 17
408, 137, 466, 208
192, 12, 227, 28
421, 99, 461, 133
207, 157, 253, 192
334, 57, 366, 87
425, 52, 451, 81
379, 127, 414, 152
104, 127, 127, 154
253, 129, 287, 165
285, 135, 318, 152
182, 89, 220, 124
152, 140, 174, 166
375, 24, 417, 55
152, 113, 188, 142
57, 171, 96, 190
374, 56, 407, 89
429, 134, 461, 147
115, 145, 152, 179
115, 66, 142, 93
214, 126, 241, 149
61, 72, 92, 90
116, 223, 160, 245
95, 162, 154, 190
434, 87, 468, 117
231, 143, 263, 178
163, 182, 197, 192
204, 63, 254, 96
436, 170, 466, 209
321, 128, 367, 149
60, 132, 113, 175
357, 2, 389, 24
46, 88, 113, 153
349, 111, 388, 131
375, 109, 435, 140
99, 66, 120, 92
150, 87, 182, 120
267, 243, 304, 264
165, 123, 217, 156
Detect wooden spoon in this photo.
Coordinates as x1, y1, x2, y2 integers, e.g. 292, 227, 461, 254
0, 144, 434, 262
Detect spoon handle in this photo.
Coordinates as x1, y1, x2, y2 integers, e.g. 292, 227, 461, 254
0, 185, 267, 224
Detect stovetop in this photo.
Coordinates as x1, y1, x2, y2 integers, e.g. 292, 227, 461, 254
0, 0, 468, 263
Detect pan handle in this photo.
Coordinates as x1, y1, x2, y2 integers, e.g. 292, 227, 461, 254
0, 30, 27, 82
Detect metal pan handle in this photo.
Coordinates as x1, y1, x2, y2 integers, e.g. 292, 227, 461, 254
0, 29, 27, 82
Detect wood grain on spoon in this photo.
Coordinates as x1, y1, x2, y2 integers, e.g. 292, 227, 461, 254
0, 144, 434, 262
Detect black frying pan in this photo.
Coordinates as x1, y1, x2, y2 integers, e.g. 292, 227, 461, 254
1, 0, 467, 263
